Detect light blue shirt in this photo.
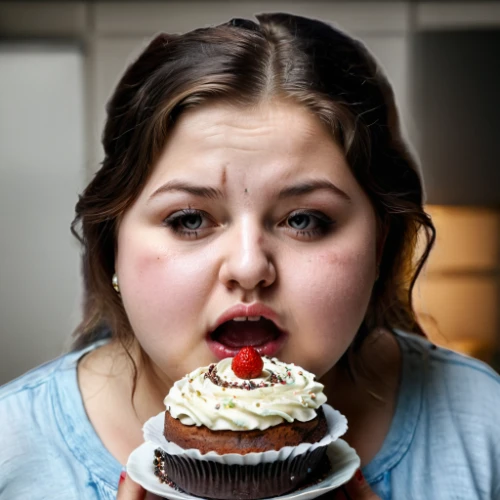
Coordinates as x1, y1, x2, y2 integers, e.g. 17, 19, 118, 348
0, 331, 499, 499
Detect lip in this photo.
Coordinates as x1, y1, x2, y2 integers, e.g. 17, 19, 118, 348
207, 303, 287, 359
210, 303, 281, 331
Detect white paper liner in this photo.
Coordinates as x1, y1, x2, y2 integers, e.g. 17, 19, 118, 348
142, 404, 346, 465
126, 438, 361, 500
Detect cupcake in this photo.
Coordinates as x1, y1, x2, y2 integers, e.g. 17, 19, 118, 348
153, 347, 347, 499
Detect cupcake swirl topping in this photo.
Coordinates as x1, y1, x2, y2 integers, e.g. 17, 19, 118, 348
164, 352, 327, 431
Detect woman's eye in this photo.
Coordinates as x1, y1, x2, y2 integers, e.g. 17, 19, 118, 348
284, 211, 334, 238
288, 213, 313, 230
181, 213, 203, 230
163, 209, 213, 237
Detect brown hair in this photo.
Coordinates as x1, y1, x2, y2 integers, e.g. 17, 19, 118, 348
71, 13, 435, 357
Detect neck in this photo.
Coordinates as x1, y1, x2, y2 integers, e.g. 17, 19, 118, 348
78, 338, 170, 464
320, 329, 402, 466
131, 348, 173, 424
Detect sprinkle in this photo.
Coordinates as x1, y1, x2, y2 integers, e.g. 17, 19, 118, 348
310, 393, 316, 399
298, 371, 303, 375
188, 379, 193, 383
215, 404, 220, 410
153, 449, 177, 488
256, 402, 260, 407
227, 400, 235, 408
196, 390, 201, 397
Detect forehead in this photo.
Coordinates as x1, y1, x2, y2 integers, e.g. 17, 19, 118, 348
172, 99, 326, 143
147, 99, 347, 182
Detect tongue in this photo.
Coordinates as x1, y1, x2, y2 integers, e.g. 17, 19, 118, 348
213, 319, 279, 348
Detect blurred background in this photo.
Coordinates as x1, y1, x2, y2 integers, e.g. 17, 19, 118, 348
0, 1, 499, 384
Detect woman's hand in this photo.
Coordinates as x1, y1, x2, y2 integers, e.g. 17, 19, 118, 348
116, 471, 161, 500
333, 469, 381, 499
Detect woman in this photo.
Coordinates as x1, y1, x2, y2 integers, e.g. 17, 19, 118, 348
1, 13, 498, 500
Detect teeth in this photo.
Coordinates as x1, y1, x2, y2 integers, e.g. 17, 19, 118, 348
232, 316, 262, 322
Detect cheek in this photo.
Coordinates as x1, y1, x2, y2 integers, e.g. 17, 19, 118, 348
115, 235, 225, 380
294, 226, 376, 306
291, 249, 375, 325
115, 239, 214, 339
283, 233, 377, 373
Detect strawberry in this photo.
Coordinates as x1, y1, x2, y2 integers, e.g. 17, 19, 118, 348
231, 346, 264, 379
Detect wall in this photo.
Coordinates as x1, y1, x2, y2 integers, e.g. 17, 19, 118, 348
0, 46, 85, 384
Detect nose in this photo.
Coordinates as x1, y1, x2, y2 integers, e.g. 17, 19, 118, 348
218, 217, 276, 292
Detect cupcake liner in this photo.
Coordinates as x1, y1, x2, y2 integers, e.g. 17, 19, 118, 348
127, 439, 360, 500
159, 445, 327, 499
143, 404, 346, 466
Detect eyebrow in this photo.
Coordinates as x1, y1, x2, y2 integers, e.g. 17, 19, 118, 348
148, 180, 223, 202
278, 180, 351, 202
148, 179, 351, 203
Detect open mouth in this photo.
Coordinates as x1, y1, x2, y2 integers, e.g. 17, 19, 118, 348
207, 316, 287, 359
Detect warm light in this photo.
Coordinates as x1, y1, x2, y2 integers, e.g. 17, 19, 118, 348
413, 206, 500, 363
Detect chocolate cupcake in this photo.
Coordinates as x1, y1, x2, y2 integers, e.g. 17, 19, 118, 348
153, 347, 347, 499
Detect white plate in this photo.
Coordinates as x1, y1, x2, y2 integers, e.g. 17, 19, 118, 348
126, 439, 360, 500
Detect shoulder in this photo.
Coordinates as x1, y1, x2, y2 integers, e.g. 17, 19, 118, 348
0, 344, 118, 499
0, 353, 74, 495
366, 331, 500, 497
0, 342, 108, 433
0, 355, 66, 415
397, 330, 500, 391
0, 340, 108, 405
0, 346, 84, 408
0, 349, 85, 442
387, 332, 500, 498
397, 330, 500, 445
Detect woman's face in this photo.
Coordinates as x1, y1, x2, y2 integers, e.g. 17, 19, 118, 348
116, 100, 378, 384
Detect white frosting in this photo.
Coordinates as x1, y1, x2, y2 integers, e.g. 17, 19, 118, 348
164, 357, 327, 431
